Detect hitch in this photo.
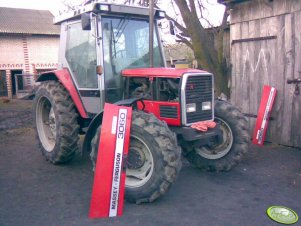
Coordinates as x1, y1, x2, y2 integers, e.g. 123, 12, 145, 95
287, 78, 301, 95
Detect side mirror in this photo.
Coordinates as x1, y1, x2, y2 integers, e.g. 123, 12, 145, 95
169, 21, 175, 36
81, 13, 91, 30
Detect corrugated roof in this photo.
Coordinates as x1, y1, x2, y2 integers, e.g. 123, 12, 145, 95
0, 7, 60, 35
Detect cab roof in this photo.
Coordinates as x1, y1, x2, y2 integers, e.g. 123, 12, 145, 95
54, 2, 165, 25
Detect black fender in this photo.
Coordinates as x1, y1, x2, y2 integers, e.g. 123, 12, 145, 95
82, 110, 104, 153
36, 71, 58, 82
82, 97, 144, 153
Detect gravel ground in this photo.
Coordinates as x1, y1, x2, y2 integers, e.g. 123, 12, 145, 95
0, 99, 301, 226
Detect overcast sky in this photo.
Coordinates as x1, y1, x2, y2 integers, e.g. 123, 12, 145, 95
0, 0, 225, 25
0, 0, 67, 15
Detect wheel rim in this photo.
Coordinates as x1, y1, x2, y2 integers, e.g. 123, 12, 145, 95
196, 117, 233, 160
126, 135, 154, 188
36, 96, 56, 152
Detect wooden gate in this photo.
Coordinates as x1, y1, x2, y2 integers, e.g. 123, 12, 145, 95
229, 0, 301, 147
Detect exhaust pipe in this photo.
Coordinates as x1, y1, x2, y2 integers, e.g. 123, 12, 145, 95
149, 0, 154, 68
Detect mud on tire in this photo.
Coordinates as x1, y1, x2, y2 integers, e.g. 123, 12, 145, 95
91, 111, 182, 204
34, 81, 79, 164
185, 100, 250, 171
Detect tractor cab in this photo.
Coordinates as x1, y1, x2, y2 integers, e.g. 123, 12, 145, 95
54, 2, 166, 114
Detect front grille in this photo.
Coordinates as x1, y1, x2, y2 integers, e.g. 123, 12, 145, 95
160, 105, 178, 119
184, 74, 213, 124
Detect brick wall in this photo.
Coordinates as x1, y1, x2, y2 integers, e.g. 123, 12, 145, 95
27, 35, 59, 67
0, 34, 24, 66
0, 34, 59, 98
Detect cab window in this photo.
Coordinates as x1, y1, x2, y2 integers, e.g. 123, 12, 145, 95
65, 22, 98, 89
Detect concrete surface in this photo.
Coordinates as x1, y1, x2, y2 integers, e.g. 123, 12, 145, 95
0, 100, 300, 226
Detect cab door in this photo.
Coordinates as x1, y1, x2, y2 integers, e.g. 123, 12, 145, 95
64, 19, 104, 115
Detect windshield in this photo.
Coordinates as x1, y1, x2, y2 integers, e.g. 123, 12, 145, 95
101, 16, 164, 102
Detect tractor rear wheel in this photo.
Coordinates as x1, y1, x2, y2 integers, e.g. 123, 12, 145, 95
34, 81, 79, 164
90, 111, 182, 204
185, 100, 250, 171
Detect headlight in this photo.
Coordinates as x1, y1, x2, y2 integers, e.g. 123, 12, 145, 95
186, 103, 196, 113
202, 101, 211, 111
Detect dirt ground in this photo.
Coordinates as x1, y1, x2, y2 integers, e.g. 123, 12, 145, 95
0, 99, 301, 226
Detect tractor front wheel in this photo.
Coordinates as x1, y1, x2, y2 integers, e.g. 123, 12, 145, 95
90, 111, 182, 204
185, 100, 250, 171
34, 81, 79, 164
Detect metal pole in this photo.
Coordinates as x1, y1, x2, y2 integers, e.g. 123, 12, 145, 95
149, 0, 154, 68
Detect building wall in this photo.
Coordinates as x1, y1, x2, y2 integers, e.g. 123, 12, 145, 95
0, 34, 59, 98
229, 0, 301, 147
27, 35, 59, 69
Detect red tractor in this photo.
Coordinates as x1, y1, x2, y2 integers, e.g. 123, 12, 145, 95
34, 2, 249, 204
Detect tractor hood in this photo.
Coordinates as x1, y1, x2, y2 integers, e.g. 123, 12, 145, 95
122, 68, 208, 78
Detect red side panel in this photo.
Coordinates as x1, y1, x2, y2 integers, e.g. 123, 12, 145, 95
89, 103, 132, 218
137, 100, 181, 126
252, 85, 277, 145
54, 69, 88, 118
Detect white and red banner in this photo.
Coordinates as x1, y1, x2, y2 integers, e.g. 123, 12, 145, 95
89, 103, 132, 218
252, 85, 277, 145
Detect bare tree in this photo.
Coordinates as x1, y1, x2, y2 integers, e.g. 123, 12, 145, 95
166, 0, 229, 96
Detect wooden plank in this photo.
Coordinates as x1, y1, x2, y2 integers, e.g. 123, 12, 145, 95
267, 16, 278, 37
230, 0, 301, 24
240, 1, 250, 22
229, 42, 236, 104
290, 0, 301, 12
248, 20, 255, 39
291, 11, 301, 147
247, 19, 257, 134
265, 18, 278, 141
242, 19, 262, 135
248, 0, 261, 21
230, 3, 242, 24
262, 0, 273, 19
269, 15, 286, 143
241, 21, 249, 39
233, 23, 243, 109
229, 23, 240, 104
230, 23, 240, 41
230, 22, 242, 106
240, 21, 249, 121
280, 13, 294, 145
257, 19, 269, 137
272, 0, 289, 16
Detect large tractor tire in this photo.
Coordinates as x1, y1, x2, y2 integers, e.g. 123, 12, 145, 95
90, 111, 182, 204
185, 100, 250, 171
34, 81, 79, 164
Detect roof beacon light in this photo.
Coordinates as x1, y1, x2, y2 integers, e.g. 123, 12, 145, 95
158, 11, 165, 18
99, 4, 109, 11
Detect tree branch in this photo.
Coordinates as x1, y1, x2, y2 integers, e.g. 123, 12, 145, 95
165, 14, 189, 36
175, 35, 193, 49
